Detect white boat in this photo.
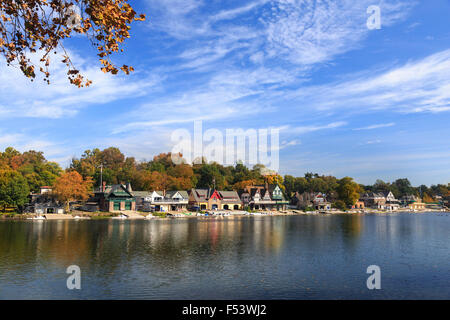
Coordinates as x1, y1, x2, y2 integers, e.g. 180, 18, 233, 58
27, 215, 46, 220
145, 214, 154, 220
112, 214, 128, 220
74, 216, 81, 219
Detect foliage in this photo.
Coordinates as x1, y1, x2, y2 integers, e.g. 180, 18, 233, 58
337, 177, 361, 207
0, 147, 62, 192
332, 200, 347, 211
422, 193, 434, 203
52, 170, 92, 209
1, 146, 449, 212
0, 169, 29, 210
0, 0, 145, 86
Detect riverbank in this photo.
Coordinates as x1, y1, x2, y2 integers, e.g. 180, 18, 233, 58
1, 208, 448, 221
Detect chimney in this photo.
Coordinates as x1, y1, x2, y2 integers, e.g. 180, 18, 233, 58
265, 177, 269, 191
102, 181, 106, 192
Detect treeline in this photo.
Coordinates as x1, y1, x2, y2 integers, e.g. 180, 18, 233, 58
0, 147, 449, 211
284, 174, 449, 201
0, 147, 62, 209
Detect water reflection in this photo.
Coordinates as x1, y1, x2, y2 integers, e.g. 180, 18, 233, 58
0, 213, 448, 299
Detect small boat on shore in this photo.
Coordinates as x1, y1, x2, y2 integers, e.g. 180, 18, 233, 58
112, 214, 128, 220
27, 215, 46, 221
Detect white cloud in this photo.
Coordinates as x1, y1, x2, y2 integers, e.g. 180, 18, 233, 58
354, 123, 395, 130
287, 121, 347, 134
0, 50, 161, 119
265, 0, 413, 65
286, 49, 450, 114
0, 131, 71, 165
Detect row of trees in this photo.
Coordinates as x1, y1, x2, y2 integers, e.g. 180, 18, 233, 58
0, 147, 449, 211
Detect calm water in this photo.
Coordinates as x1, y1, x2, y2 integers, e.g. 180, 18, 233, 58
0, 213, 448, 300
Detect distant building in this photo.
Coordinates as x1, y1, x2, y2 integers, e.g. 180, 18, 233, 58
240, 183, 288, 210
361, 191, 399, 209
39, 186, 52, 194
188, 189, 242, 211
400, 194, 419, 206
133, 191, 152, 211
408, 199, 426, 210
25, 187, 65, 214
92, 182, 136, 212
291, 192, 331, 211
352, 200, 365, 209
142, 190, 189, 212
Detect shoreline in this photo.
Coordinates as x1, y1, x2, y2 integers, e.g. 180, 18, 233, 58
0, 209, 448, 221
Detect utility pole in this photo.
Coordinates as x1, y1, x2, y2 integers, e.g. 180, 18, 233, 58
99, 163, 103, 192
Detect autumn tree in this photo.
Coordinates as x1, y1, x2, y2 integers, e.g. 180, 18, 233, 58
0, 147, 62, 192
422, 193, 434, 203
233, 179, 259, 191
0, 169, 29, 211
0, 0, 145, 87
266, 174, 285, 192
52, 170, 92, 211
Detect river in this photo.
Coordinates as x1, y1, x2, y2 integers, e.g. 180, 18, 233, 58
0, 213, 448, 299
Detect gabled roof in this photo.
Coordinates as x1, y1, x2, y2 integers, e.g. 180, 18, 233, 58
250, 188, 260, 197
100, 184, 134, 198
133, 191, 151, 198
261, 189, 272, 199
219, 190, 240, 201
190, 189, 210, 202
166, 190, 189, 199
269, 184, 286, 201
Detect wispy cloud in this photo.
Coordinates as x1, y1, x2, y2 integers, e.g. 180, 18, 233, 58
0, 50, 161, 119
265, 0, 413, 65
286, 49, 450, 114
354, 123, 395, 130
288, 121, 348, 134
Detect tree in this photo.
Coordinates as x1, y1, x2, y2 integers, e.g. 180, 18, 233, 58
233, 179, 259, 191
0, 169, 29, 211
392, 178, 415, 198
195, 163, 227, 189
52, 171, 92, 211
332, 200, 347, 211
337, 177, 361, 207
373, 179, 390, 193
0, 0, 145, 87
423, 193, 434, 203
266, 174, 285, 192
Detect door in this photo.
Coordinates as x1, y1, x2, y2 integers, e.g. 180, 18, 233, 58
113, 201, 120, 211
125, 202, 131, 210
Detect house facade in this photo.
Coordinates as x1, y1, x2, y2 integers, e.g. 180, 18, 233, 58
291, 192, 331, 211
240, 184, 288, 210
149, 191, 189, 212
219, 191, 242, 210
188, 189, 242, 210
94, 183, 136, 212
361, 191, 400, 210
25, 186, 65, 214
352, 200, 365, 209
400, 194, 419, 206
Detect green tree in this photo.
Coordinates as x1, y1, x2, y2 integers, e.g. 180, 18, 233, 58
0, 170, 30, 211
337, 177, 361, 207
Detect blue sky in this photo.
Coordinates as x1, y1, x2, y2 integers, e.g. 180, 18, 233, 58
1, 0, 449, 186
